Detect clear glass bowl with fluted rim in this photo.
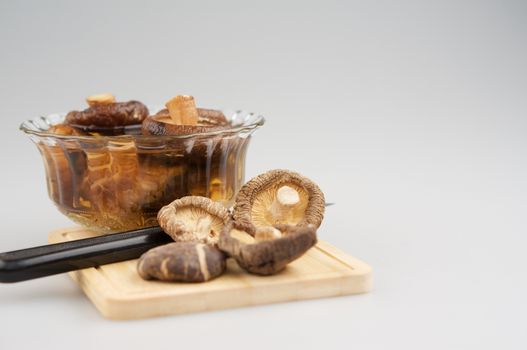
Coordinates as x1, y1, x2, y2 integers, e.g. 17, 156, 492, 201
20, 108, 265, 232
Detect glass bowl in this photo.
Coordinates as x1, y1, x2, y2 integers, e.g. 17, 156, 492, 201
20, 109, 264, 232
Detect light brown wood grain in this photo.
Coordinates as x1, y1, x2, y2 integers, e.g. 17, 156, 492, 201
49, 227, 372, 320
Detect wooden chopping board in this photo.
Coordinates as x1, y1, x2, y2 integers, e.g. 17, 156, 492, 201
49, 227, 372, 320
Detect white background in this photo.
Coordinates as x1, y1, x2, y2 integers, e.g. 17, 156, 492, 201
0, 1, 526, 349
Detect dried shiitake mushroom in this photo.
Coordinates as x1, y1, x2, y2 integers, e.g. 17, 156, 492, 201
142, 109, 228, 135
142, 95, 229, 136
232, 169, 325, 235
157, 196, 231, 245
195, 108, 229, 126
65, 99, 149, 127
81, 142, 182, 225
218, 222, 317, 275
137, 242, 226, 282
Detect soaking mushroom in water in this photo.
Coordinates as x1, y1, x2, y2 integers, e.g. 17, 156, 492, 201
65, 96, 149, 129
142, 95, 229, 136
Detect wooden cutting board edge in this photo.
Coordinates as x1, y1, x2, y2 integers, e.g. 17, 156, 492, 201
49, 228, 373, 320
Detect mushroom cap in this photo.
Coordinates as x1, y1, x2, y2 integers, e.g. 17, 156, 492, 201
218, 221, 318, 275
137, 242, 226, 282
195, 108, 229, 126
232, 169, 325, 235
142, 108, 229, 136
66, 100, 149, 127
157, 196, 231, 245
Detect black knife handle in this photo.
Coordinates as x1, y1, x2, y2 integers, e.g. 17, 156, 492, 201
0, 226, 172, 283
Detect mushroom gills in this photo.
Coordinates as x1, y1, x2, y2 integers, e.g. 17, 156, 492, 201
252, 184, 309, 226
167, 207, 223, 243
233, 169, 326, 234
157, 196, 231, 245
194, 215, 214, 242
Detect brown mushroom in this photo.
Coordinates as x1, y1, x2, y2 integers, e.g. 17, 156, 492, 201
80, 143, 184, 229
232, 169, 325, 235
142, 108, 229, 136
218, 221, 317, 275
65, 100, 149, 128
137, 242, 226, 282
195, 108, 229, 126
157, 196, 231, 245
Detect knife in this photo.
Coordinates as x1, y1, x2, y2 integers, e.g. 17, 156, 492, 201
0, 226, 171, 283
0, 203, 336, 283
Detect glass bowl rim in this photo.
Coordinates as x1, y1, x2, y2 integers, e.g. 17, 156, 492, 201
20, 108, 265, 141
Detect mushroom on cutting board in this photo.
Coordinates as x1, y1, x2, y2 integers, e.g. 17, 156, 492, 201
218, 222, 318, 275
157, 196, 231, 245
232, 169, 325, 235
137, 242, 226, 282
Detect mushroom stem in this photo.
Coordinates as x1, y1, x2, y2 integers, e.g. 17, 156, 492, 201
255, 226, 282, 242
165, 95, 199, 125
86, 93, 116, 107
268, 185, 301, 223
194, 216, 213, 241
